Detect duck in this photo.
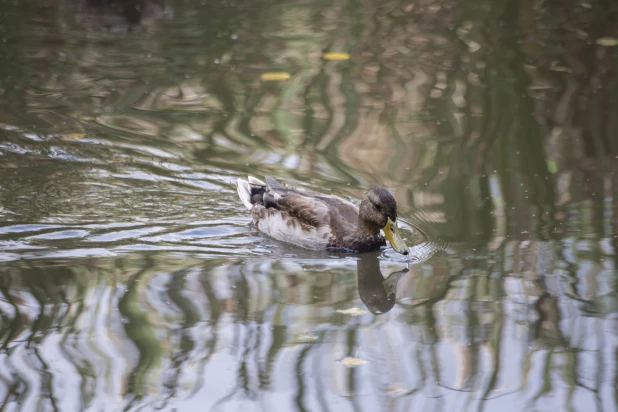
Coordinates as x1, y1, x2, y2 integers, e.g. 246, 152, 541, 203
236, 176, 408, 255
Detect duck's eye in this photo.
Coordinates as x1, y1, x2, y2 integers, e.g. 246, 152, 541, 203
372, 202, 381, 211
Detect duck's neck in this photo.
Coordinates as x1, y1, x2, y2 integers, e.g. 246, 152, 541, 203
355, 219, 380, 237
344, 220, 385, 252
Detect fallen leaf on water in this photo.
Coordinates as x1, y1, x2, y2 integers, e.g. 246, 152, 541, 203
467, 41, 481, 52
549, 65, 570, 72
60, 133, 86, 140
388, 382, 408, 395
339, 357, 368, 367
260, 72, 291, 81
336, 307, 368, 316
596, 37, 618, 47
323, 52, 351, 61
296, 333, 319, 342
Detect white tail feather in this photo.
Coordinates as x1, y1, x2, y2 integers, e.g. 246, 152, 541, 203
248, 175, 265, 186
236, 178, 253, 210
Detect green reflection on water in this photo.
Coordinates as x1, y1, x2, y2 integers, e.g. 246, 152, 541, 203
0, 244, 615, 411
0, 0, 617, 410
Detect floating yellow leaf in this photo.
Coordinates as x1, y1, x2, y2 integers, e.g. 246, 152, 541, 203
336, 307, 368, 316
339, 357, 368, 367
60, 133, 85, 140
260, 72, 291, 81
323, 52, 351, 61
596, 37, 618, 47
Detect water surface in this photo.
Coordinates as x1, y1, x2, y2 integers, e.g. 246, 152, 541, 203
1, 0, 618, 411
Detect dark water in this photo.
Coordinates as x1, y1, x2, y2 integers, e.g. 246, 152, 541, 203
1, 0, 618, 411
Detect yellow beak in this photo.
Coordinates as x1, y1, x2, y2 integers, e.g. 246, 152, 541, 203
383, 217, 409, 255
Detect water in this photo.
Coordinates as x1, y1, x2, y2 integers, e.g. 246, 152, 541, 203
1, 0, 617, 411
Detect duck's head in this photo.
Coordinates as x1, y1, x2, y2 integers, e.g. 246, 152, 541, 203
359, 188, 409, 255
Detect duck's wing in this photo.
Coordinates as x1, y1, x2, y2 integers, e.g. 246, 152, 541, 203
312, 194, 359, 227
250, 190, 331, 249
254, 188, 331, 228
251, 186, 358, 249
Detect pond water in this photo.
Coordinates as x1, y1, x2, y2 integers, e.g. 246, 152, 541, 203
1, 0, 618, 411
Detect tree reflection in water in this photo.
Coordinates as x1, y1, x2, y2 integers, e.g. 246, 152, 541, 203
0, 235, 615, 411
0, 0, 617, 410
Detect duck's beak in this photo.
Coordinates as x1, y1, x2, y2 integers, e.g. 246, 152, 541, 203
382, 217, 409, 255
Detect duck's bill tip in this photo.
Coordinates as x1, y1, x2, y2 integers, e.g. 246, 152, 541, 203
383, 218, 409, 255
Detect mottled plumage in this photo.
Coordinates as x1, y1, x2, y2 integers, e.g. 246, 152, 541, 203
237, 176, 409, 254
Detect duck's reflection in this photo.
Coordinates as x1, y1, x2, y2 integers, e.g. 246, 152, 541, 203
534, 292, 565, 348
356, 251, 408, 315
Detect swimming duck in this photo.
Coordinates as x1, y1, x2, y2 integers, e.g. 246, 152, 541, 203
236, 176, 408, 255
